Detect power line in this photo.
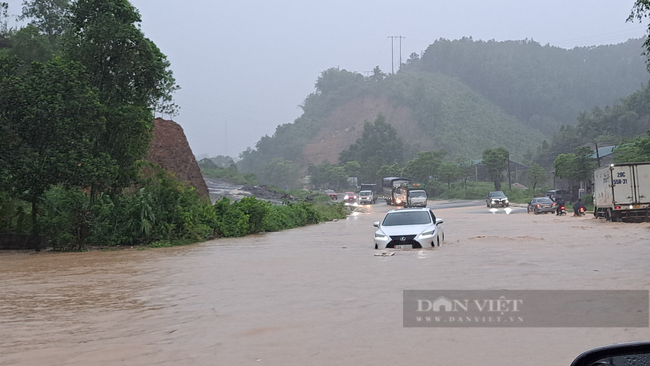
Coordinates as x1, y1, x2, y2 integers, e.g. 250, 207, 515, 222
388, 35, 406, 74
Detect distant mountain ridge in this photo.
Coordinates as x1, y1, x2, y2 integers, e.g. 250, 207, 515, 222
237, 38, 650, 175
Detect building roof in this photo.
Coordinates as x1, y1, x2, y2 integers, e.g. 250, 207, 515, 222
590, 146, 616, 159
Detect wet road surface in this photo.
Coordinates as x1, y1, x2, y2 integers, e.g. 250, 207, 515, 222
2, 201, 650, 365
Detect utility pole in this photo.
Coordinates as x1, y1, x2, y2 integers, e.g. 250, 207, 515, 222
507, 151, 512, 191
388, 35, 405, 74
224, 120, 228, 157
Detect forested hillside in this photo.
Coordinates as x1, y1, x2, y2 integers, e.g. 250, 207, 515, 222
408, 37, 649, 134
237, 38, 650, 179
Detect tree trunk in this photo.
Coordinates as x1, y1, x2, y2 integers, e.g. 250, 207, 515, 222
30, 199, 40, 252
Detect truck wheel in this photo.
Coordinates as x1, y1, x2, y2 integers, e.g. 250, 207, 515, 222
605, 209, 612, 222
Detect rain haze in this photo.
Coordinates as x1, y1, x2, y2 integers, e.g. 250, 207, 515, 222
3, 0, 648, 158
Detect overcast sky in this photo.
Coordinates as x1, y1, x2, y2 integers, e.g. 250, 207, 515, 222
4, 1, 648, 158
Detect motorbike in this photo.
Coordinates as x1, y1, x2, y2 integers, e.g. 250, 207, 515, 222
574, 206, 586, 217
556, 205, 566, 216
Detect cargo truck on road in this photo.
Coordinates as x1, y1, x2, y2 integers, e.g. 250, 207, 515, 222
593, 162, 650, 222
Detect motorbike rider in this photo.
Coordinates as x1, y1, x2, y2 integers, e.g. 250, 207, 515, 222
573, 198, 586, 216
555, 196, 565, 215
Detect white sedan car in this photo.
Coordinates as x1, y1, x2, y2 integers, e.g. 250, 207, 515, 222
373, 208, 444, 249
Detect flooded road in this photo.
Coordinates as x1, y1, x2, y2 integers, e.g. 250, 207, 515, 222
2, 202, 650, 365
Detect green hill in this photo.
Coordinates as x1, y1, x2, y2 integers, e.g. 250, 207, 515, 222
237, 38, 650, 178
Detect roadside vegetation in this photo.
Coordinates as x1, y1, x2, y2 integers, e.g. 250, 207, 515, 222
0, 1, 345, 251
3, 1, 650, 250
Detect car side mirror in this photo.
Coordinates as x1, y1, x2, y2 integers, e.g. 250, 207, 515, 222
373, 221, 379, 228
435, 218, 444, 225
570, 342, 650, 366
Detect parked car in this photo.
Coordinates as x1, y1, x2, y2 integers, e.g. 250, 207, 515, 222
324, 189, 337, 200
527, 197, 557, 214
486, 191, 509, 208
343, 191, 357, 203
545, 189, 572, 203
373, 208, 444, 249
358, 190, 375, 204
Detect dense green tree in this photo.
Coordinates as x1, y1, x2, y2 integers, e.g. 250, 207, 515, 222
0, 2, 8, 36
553, 154, 577, 181
414, 37, 648, 132
7, 25, 59, 63
339, 114, 405, 169
63, 0, 178, 194
207, 155, 235, 168
526, 164, 547, 191
437, 162, 460, 188
307, 162, 348, 190
400, 150, 446, 184
553, 146, 596, 183
614, 131, 650, 163
482, 148, 509, 191
261, 158, 300, 188
456, 158, 477, 194
315, 67, 365, 95
342, 160, 361, 178
19, 0, 71, 39
376, 163, 402, 178
198, 158, 218, 169
0, 56, 111, 241
629, 0, 650, 71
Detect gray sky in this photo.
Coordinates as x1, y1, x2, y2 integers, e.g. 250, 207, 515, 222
4, 1, 648, 158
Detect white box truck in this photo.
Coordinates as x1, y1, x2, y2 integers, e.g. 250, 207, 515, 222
593, 162, 650, 221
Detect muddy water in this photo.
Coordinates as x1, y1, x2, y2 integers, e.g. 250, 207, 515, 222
2, 202, 650, 366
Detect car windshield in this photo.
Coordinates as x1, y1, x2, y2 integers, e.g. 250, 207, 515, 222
489, 191, 506, 197
382, 211, 432, 226
535, 198, 554, 204
410, 191, 426, 197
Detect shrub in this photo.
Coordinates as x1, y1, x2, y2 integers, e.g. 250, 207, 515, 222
40, 186, 92, 251
233, 196, 271, 234
213, 197, 249, 237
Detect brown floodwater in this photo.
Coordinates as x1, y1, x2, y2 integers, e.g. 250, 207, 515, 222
2, 202, 650, 365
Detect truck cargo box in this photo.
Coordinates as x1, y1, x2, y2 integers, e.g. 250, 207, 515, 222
593, 162, 650, 221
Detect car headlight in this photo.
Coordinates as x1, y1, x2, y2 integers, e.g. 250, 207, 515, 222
418, 229, 435, 239
375, 232, 388, 240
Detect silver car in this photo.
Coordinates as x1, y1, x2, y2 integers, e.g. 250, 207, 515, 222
373, 208, 444, 249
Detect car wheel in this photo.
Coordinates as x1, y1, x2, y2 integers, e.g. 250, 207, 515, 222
375, 244, 378, 249
534, 208, 539, 215
436, 238, 441, 247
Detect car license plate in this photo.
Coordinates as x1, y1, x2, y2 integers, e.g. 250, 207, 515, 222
395, 245, 412, 249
